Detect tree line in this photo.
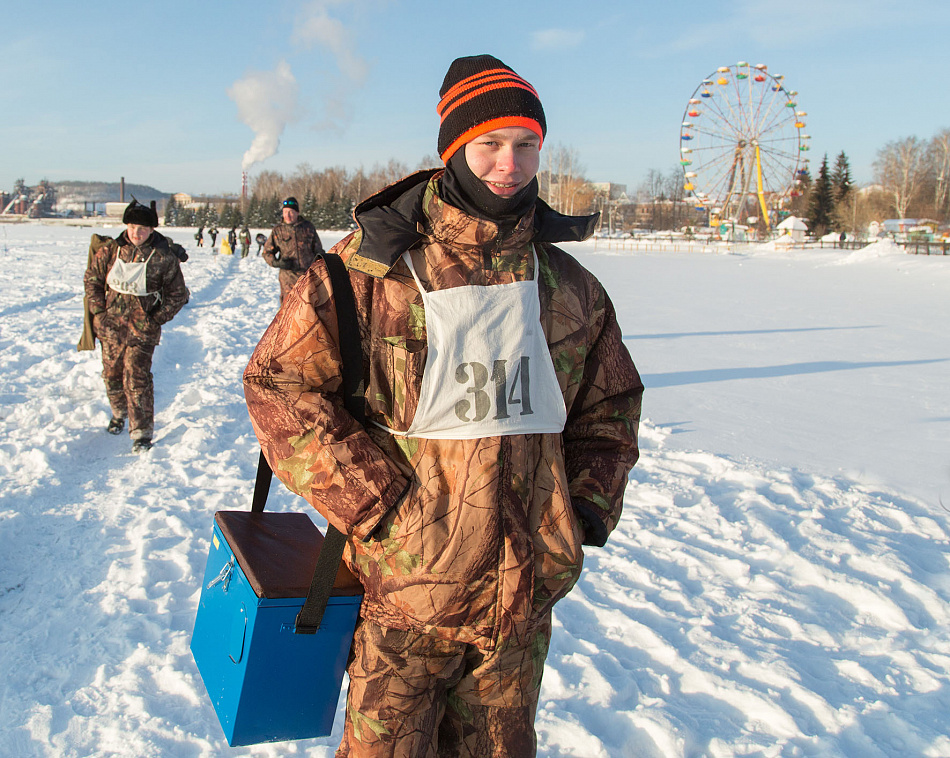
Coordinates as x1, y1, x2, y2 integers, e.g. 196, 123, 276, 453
165, 126, 950, 235
795, 128, 950, 237
165, 159, 434, 230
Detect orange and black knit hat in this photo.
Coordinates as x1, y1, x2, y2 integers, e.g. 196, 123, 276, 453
437, 55, 546, 164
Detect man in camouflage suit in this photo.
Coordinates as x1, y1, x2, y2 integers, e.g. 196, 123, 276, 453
244, 55, 643, 757
261, 196, 324, 302
84, 199, 189, 452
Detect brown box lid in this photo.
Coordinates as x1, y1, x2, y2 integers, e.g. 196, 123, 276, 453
214, 511, 363, 599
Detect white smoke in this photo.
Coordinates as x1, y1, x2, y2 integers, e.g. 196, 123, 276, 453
228, 2, 369, 172
291, 0, 368, 84
227, 60, 300, 172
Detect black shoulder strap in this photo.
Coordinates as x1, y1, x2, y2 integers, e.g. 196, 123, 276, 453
250, 252, 365, 634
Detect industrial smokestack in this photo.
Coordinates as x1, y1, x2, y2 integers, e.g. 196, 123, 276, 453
120, 177, 125, 202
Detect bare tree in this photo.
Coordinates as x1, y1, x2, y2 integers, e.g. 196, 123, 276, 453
251, 170, 284, 199
539, 144, 585, 214
664, 168, 685, 230
873, 136, 928, 219
415, 154, 441, 171
928, 129, 950, 220
637, 169, 665, 230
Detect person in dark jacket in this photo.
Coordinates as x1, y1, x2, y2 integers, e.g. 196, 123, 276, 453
261, 197, 323, 302
244, 55, 642, 757
255, 232, 267, 255
84, 199, 190, 452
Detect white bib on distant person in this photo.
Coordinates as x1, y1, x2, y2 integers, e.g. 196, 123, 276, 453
391, 246, 566, 440
106, 250, 157, 297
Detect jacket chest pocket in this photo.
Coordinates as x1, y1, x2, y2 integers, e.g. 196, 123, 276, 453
380, 337, 425, 429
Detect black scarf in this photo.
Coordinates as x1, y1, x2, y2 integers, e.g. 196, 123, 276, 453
440, 150, 538, 234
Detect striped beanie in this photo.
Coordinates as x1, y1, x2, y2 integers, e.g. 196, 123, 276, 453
437, 55, 546, 164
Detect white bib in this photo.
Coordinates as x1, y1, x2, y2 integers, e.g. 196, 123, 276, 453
385, 247, 566, 440
106, 250, 156, 297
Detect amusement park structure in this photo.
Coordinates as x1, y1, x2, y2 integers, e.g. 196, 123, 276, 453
680, 62, 809, 232
1, 179, 58, 218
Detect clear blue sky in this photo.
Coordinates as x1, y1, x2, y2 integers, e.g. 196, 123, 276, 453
3, 0, 947, 197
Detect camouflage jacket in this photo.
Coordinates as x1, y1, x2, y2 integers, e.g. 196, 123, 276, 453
244, 172, 643, 650
262, 217, 324, 289
84, 231, 190, 346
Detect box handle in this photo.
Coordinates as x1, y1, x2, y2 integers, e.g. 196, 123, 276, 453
207, 557, 235, 592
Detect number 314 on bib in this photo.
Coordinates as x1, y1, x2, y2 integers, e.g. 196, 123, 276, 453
454, 357, 533, 423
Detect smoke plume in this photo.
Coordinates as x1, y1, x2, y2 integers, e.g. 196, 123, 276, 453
229, 2, 369, 172
227, 60, 300, 172
291, 1, 368, 84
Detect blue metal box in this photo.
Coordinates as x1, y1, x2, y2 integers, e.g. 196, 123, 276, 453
191, 511, 362, 746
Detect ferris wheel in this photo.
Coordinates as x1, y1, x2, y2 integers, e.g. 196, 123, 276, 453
680, 62, 809, 230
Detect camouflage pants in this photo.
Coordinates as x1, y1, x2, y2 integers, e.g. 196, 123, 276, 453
278, 270, 304, 304
336, 615, 552, 758
100, 338, 155, 440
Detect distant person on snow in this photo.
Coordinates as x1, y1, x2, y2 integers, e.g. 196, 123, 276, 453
83, 198, 190, 453
255, 232, 266, 255
195, 226, 204, 247
262, 196, 323, 303
208, 227, 218, 249
227, 227, 237, 255
239, 226, 251, 258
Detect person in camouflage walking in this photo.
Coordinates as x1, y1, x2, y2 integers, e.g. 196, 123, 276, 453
84, 198, 190, 452
261, 196, 324, 303
244, 55, 643, 757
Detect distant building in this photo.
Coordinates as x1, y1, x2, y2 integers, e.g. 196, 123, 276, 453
105, 202, 128, 219
590, 182, 628, 201
884, 218, 938, 235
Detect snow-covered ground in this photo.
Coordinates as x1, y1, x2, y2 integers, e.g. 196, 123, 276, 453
1, 223, 948, 757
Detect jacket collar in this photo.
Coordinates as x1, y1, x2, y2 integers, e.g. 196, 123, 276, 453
346, 170, 600, 278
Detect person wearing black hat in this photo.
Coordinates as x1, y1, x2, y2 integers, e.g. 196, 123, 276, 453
244, 55, 642, 756
261, 196, 324, 302
83, 198, 190, 452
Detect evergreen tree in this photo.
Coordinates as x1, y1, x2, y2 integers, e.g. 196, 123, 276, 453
316, 191, 354, 229
267, 194, 282, 226
831, 151, 853, 204
807, 155, 834, 235
164, 196, 179, 226
831, 151, 855, 233
246, 194, 261, 228
302, 189, 317, 221
332, 195, 355, 229
218, 203, 239, 228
